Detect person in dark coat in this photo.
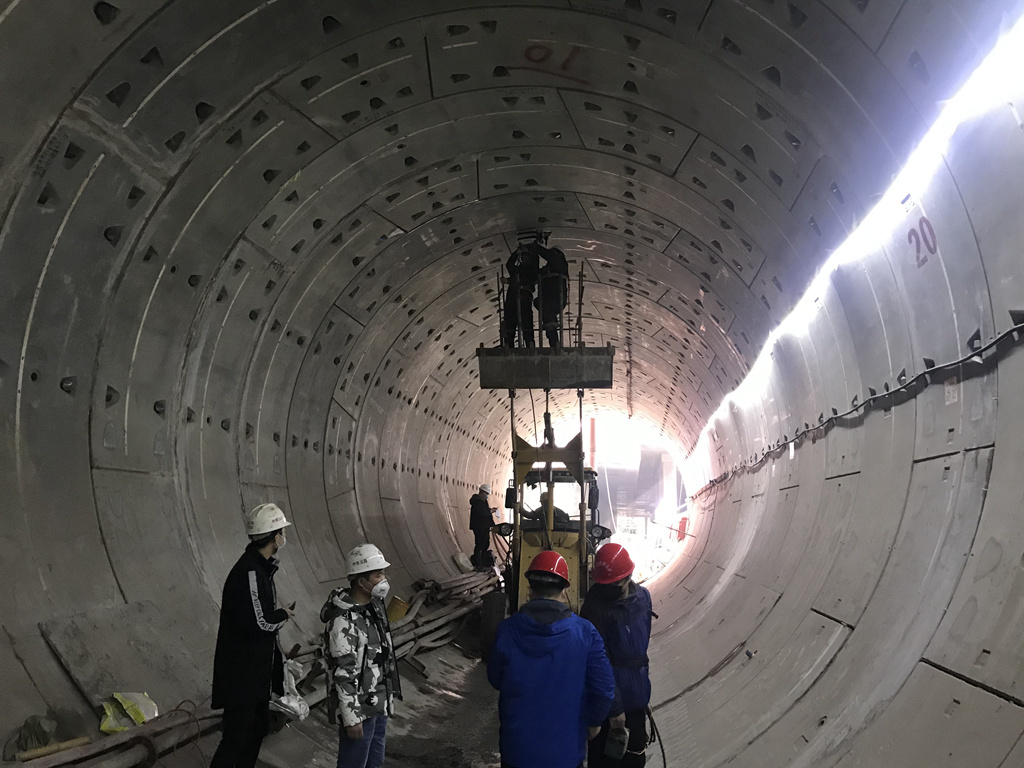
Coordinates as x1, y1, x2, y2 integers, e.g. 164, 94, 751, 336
488, 551, 615, 768
520, 491, 573, 531
469, 484, 496, 569
536, 245, 569, 348
211, 503, 296, 768
580, 544, 655, 767
502, 243, 540, 347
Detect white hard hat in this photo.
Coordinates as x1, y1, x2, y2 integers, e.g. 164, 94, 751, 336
479, 484, 491, 494
246, 502, 291, 536
346, 543, 390, 577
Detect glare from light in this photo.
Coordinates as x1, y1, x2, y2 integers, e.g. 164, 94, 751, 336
544, 408, 690, 579
687, 9, 1024, 482
548, 408, 688, 472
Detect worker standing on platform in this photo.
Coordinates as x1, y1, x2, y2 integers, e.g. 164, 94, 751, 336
488, 551, 615, 768
211, 503, 295, 768
470, 484, 496, 569
536, 244, 569, 348
322, 544, 402, 768
502, 242, 540, 347
581, 544, 655, 767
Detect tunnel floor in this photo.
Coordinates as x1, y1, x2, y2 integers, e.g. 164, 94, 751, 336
161, 644, 501, 768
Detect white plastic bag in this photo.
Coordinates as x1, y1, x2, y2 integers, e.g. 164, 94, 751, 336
269, 659, 310, 720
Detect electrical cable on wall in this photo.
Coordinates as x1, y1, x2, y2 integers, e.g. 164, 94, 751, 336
691, 314, 1024, 500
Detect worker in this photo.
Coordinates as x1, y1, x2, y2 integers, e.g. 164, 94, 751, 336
535, 245, 569, 348
488, 551, 615, 768
321, 543, 402, 768
211, 503, 295, 768
502, 242, 540, 347
470, 483, 496, 569
521, 491, 573, 531
580, 544, 655, 767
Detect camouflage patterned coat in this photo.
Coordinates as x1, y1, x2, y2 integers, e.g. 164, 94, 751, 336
320, 588, 401, 727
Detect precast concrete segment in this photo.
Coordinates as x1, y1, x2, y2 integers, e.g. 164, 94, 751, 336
675, 52, 1024, 768
0, 0, 1023, 764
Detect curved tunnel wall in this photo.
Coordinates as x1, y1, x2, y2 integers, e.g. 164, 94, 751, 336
3, 1, 1024, 765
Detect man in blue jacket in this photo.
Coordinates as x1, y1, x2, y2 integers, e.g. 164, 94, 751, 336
488, 551, 615, 768
580, 544, 655, 767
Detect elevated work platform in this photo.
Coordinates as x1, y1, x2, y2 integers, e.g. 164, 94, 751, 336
476, 344, 615, 390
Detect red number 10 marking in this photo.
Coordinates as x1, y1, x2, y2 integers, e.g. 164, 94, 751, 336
907, 216, 936, 268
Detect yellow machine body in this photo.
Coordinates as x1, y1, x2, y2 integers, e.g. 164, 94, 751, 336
516, 529, 585, 611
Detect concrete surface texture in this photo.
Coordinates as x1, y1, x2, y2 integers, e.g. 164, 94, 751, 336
2, 1, 1024, 765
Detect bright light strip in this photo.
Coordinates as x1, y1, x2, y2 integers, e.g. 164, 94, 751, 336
689, 10, 1024, 476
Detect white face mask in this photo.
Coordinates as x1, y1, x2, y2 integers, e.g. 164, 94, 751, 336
370, 577, 390, 601
276, 533, 286, 550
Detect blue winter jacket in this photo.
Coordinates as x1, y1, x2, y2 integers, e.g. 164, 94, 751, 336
487, 599, 616, 768
580, 581, 654, 716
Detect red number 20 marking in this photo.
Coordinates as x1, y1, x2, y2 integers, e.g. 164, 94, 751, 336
907, 216, 937, 268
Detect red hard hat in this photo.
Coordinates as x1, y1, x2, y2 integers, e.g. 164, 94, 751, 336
526, 551, 570, 585
591, 543, 634, 584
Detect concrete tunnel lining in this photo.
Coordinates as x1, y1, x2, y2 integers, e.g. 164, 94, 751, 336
3, 1, 1024, 765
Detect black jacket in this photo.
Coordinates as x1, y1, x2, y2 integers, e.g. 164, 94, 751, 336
211, 543, 288, 708
580, 581, 654, 716
469, 492, 493, 533
506, 244, 540, 289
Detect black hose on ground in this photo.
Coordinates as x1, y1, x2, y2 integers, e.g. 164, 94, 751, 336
646, 705, 667, 768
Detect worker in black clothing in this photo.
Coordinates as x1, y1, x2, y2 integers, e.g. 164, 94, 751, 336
536, 245, 569, 348
581, 544, 655, 767
469, 484, 496, 569
521, 491, 573, 531
502, 243, 540, 347
211, 503, 296, 768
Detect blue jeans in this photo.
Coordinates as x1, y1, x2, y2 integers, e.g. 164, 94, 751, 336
337, 715, 387, 768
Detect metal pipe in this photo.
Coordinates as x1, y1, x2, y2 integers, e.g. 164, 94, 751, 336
447, 575, 497, 599
77, 716, 220, 768
396, 622, 456, 659
450, 580, 498, 603
432, 571, 486, 589
414, 572, 478, 593
417, 617, 470, 650
25, 710, 219, 768
391, 600, 482, 647
16, 738, 93, 762
462, 581, 499, 601
427, 576, 492, 603
391, 598, 475, 644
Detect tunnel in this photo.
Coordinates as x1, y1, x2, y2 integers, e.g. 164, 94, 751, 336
3, 0, 1024, 765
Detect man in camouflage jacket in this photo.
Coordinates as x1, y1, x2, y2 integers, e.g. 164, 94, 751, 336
321, 544, 401, 768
